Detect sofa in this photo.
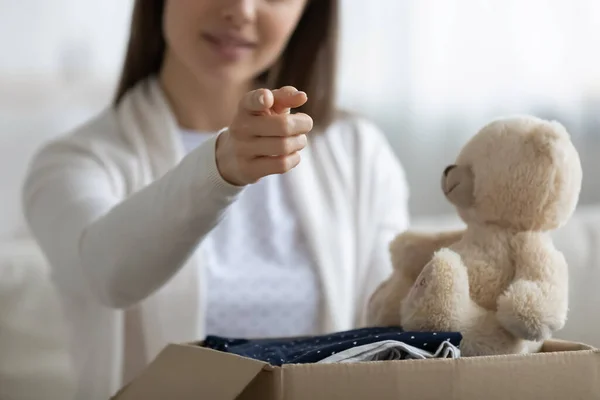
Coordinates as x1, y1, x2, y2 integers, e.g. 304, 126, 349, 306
1, 206, 600, 399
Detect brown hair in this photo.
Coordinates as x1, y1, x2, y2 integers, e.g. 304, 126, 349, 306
114, 0, 339, 128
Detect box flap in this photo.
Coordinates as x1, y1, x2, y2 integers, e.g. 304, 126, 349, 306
111, 344, 269, 400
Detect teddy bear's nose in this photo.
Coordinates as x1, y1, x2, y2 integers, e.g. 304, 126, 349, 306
444, 165, 457, 177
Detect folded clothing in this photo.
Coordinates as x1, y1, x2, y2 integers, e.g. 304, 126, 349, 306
317, 339, 460, 364
202, 326, 462, 366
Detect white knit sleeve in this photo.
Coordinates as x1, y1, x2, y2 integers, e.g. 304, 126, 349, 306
22, 132, 243, 309
352, 119, 411, 327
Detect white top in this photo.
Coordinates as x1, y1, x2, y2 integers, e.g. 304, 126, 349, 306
22, 77, 410, 399
180, 131, 320, 338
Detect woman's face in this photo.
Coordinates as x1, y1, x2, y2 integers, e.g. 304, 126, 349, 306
163, 0, 308, 86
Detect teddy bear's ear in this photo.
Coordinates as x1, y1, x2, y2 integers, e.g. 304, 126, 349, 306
441, 164, 475, 208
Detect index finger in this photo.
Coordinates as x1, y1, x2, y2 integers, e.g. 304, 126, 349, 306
272, 86, 307, 114
239, 88, 274, 115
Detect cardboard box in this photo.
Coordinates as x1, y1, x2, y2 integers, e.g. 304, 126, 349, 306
112, 339, 600, 399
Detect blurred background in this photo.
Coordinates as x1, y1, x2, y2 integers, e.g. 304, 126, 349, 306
1, 1, 600, 398
2, 0, 600, 239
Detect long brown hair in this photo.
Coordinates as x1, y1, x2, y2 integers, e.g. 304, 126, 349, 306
114, 0, 339, 128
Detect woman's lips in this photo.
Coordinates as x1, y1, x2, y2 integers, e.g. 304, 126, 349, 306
202, 32, 256, 61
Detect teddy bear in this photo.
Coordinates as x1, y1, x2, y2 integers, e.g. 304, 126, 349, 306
367, 115, 582, 356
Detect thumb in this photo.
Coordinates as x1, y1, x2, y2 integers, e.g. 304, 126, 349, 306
239, 88, 275, 115
271, 86, 308, 114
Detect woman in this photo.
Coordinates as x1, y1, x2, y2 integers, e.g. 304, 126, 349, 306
22, 0, 409, 398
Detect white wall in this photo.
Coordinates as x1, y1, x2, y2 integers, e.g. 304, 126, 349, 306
336, 0, 600, 216
0, 0, 132, 80
0, 0, 133, 239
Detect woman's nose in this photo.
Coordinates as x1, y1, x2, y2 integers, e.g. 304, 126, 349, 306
222, 0, 257, 26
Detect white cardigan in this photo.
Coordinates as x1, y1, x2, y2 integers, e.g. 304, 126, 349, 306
22, 78, 409, 399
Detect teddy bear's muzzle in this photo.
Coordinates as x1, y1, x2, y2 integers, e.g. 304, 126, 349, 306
441, 164, 475, 207
443, 165, 457, 177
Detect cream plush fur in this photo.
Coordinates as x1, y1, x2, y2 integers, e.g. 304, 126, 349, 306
367, 115, 583, 356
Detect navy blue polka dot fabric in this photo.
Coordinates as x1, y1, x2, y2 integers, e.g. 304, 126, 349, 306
203, 326, 462, 366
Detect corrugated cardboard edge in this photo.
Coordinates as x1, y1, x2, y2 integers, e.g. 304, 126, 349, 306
111, 343, 270, 400
275, 342, 600, 400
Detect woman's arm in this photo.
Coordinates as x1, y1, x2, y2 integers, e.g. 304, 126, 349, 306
24, 87, 311, 310
22, 133, 243, 309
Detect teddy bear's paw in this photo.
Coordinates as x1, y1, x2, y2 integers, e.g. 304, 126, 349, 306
496, 280, 565, 341
400, 248, 470, 332
459, 330, 531, 357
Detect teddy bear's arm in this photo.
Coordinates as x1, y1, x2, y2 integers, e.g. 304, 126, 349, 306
367, 229, 465, 327
366, 271, 413, 326
496, 233, 569, 341
400, 248, 533, 356
389, 229, 465, 281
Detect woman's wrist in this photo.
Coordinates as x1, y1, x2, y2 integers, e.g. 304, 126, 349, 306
215, 128, 247, 187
